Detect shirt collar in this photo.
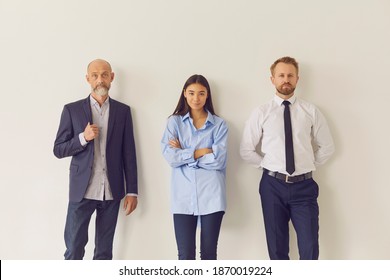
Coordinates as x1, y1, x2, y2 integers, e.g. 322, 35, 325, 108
89, 94, 110, 107
182, 110, 215, 125
274, 94, 296, 106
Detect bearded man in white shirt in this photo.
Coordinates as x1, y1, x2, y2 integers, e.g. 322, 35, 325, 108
240, 56, 335, 260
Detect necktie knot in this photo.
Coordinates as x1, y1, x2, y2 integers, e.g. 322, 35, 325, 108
282, 100, 291, 106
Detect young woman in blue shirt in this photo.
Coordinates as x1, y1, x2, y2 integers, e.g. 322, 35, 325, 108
161, 74, 228, 260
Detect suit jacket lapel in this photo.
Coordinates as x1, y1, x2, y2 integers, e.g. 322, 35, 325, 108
107, 98, 116, 144
82, 96, 92, 124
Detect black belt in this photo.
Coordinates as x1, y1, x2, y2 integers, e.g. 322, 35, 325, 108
263, 169, 312, 183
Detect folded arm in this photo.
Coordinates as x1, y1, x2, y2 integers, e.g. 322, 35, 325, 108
196, 121, 228, 170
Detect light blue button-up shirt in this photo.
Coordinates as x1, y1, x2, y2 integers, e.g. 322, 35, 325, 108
161, 111, 228, 215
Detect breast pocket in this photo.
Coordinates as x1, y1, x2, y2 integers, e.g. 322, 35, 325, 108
111, 121, 125, 139
197, 130, 214, 148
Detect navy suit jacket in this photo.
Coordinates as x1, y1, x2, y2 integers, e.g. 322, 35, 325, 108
54, 96, 138, 202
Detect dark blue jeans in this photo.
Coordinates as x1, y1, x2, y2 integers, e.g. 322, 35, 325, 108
173, 211, 224, 260
260, 172, 319, 260
64, 199, 120, 260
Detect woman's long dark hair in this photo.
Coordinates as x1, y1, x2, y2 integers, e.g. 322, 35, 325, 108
171, 74, 216, 116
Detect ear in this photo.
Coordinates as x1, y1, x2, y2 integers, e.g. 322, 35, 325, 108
110, 72, 115, 82
270, 76, 275, 85
183, 90, 187, 98
86, 74, 90, 83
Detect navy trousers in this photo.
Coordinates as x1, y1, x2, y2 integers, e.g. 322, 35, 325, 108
64, 198, 120, 260
173, 211, 224, 260
259, 172, 319, 260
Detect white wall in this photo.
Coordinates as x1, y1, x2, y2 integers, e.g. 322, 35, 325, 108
1, 0, 389, 260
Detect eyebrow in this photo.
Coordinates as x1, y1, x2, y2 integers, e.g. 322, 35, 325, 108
90, 71, 110, 74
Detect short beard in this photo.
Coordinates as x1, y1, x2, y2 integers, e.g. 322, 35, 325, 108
93, 86, 109, 96
276, 85, 295, 96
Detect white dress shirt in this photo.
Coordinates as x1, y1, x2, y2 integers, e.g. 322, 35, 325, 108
240, 95, 335, 176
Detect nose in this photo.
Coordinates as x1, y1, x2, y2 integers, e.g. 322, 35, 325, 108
283, 79, 291, 85
96, 76, 105, 86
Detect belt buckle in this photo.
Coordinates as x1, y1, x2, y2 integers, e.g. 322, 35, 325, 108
285, 175, 293, 184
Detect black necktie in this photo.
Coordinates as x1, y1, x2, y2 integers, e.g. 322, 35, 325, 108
283, 100, 295, 175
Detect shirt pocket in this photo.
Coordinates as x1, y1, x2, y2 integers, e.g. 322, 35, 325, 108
197, 131, 214, 148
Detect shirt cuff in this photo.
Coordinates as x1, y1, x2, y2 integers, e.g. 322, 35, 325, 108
78, 132, 88, 146
126, 193, 138, 197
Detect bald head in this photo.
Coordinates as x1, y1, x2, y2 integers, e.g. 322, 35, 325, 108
87, 59, 112, 73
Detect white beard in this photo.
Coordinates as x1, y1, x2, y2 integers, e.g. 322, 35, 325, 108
94, 86, 109, 96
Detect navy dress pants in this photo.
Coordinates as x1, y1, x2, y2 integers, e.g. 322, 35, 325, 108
64, 198, 120, 260
173, 211, 224, 260
259, 172, 319, 260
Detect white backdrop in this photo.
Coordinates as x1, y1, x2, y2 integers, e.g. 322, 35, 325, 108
1, 0, 389, 260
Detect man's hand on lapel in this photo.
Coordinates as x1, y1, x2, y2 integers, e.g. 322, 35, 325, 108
83, 122, 99, 142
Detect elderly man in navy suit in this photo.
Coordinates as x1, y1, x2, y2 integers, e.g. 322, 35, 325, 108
54, 59, 138, 260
